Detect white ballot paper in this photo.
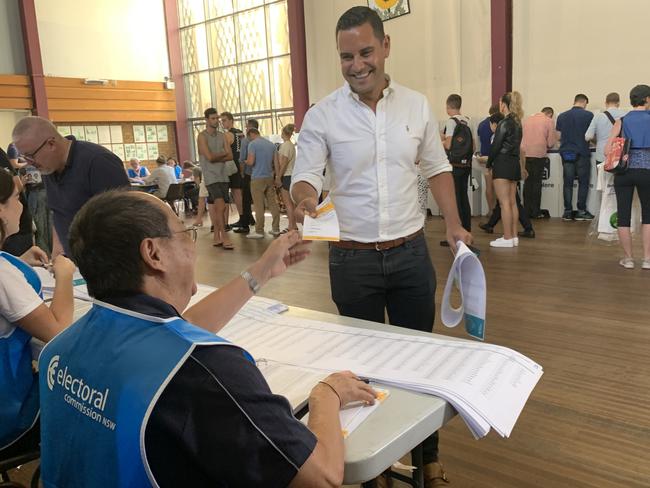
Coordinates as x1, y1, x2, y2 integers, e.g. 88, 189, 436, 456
441, 241, 487, 340
302, 196, 340, 241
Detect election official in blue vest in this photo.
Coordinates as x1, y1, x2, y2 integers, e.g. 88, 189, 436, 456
0, 168, 75, 460
38, 189, 377, 487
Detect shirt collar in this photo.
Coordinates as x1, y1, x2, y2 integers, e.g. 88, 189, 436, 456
103, 292, 182, 319
344, 74, 394, 101
52, 135, 76, 179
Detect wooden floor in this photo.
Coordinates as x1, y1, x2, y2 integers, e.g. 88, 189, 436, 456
9, 214, 650, 487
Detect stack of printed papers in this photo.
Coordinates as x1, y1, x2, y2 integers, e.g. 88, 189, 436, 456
220, 307, 543, 439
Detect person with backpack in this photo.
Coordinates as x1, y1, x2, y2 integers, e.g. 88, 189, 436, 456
585, 92, 627, 168
441, 94, 474, 246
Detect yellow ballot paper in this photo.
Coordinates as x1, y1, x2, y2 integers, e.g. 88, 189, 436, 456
302, 196, 340, 241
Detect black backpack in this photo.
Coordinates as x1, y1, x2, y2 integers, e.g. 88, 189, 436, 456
447, 117, 474, 166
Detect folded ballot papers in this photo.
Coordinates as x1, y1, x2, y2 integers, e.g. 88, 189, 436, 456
221, 306, 543, 440
302, 196, 340, 241
441, 241, 487, 340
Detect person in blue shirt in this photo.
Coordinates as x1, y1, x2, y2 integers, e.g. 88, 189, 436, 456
167, 156, 182, 180
127, 158, 150, 183
476, 104, 500, 216
605, 84, 650, 270
556, 94, 595, 221
0, 168, 74, 460
39, 189, 377, 487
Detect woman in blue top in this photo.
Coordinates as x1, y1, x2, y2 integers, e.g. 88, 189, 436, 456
0, 168, 75, 458
606, 84, 650, 269
167, 157, 182, 180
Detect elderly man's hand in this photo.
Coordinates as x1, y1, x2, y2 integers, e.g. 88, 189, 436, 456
248, 231, 311, 286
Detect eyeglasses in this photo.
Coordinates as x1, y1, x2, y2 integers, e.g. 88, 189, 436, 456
174, 226, 198, 243
23, 138, 52, 161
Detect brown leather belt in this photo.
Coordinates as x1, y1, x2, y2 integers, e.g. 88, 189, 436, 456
330, 229, 423, 251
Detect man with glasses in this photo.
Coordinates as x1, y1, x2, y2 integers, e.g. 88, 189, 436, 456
12, 116, 129, 257
38, 189, 376, 487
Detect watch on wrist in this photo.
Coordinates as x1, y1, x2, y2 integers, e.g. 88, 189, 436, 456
240, 270, 261, 294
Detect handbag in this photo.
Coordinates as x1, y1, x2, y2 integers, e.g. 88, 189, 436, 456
604, 117, 630, 175
224, 160, 238, 176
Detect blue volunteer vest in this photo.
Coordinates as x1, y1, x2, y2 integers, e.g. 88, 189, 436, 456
39, 301, 253, 487
0, 251, 42, 450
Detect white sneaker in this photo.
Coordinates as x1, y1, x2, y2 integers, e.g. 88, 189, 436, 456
269, 229, 281, 237
490, 237, 515, 248
642, 259, 650, 270
513, 237, 519, 247
619, 257, 634, 269
246, 232, 265, 239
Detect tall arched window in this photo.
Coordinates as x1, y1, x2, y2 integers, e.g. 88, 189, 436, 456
177, 0, 294, 156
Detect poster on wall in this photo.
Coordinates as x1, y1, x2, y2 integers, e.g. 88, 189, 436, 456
124, 144, 137, 161
97, 126, 111, 144
147, 143, 159, 160
57, 126, 71, 137
71, 126, 86, 141
110, 126, 123, 144
156, 125, 168, 142
111, 144, 125, 161
84, 126, 98, 144
136, 144, 148, 161
367, 0, 410, 21
145, 125, 158, 142
133, 125, 146, 143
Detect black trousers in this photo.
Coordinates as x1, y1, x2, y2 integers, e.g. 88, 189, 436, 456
452, 166, 472, 231
240, 174, 254, 225
487, 184, 533, 231
523, 157, 546, 217
329, 234, 439, 463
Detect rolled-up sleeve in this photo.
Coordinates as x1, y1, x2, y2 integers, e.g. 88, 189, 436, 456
290, 108, 328, 196
418, 101, 452, 179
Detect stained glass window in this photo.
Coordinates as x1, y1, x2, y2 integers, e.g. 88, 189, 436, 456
178, 0, 294, 159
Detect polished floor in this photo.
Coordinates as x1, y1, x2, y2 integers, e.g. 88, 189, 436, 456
8, 214, 650, 487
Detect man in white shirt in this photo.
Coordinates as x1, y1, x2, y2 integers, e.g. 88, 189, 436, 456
291, 6, 471, 487
585, 92, 627, 165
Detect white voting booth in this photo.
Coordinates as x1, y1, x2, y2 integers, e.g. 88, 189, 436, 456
427, 151, 601, 218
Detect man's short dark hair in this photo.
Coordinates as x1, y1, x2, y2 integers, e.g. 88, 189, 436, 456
246, 119, 259, 130
246, 128, 260, 137
488, 104, 500, 116
69, 190, 172, 300
335, 6, 384, 42
220, 111, 234, 121
605, 92, 620, 105
204, 107, 218, 119
630, 84, 650, 107
541, 106, 554, 116
446, 94, 462, 110
574, 94, 589, 104
489, 113, 504, 125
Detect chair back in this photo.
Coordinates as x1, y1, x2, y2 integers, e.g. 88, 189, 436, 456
164, 183, 184, 201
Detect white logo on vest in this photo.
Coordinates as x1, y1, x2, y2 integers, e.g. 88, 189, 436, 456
46, 354, 117, 431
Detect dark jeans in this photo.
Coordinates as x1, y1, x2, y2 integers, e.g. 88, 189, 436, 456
523, 157, 546, 217
562, 156, 591, 211
452, 166, 471, 231
487, 184, 533, 231
328, 233, 439, 463
240, 173, 254, 225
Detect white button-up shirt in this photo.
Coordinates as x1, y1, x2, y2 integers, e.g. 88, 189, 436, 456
292, 78, 451, 243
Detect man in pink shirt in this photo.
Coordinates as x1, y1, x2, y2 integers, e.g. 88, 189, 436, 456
521, 107, 558, 218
